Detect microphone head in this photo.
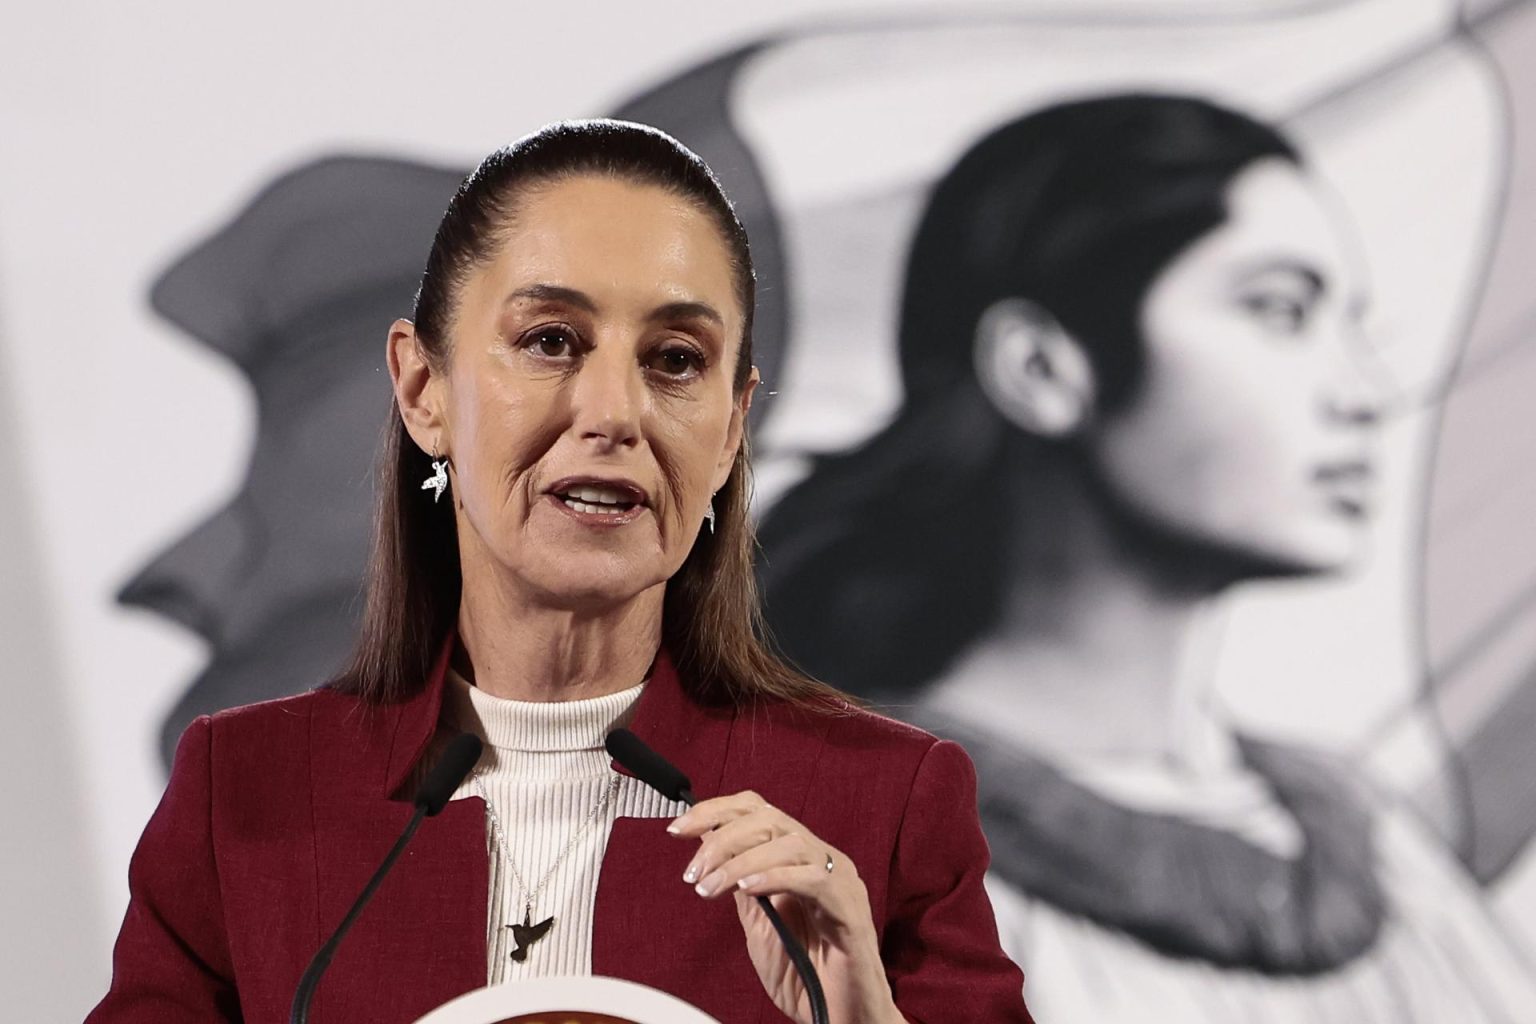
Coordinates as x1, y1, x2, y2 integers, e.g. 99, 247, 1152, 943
605, 728, 693, 804
414, 733, 483, 816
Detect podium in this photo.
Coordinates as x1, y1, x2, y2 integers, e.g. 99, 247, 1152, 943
413, 976, 722, 1024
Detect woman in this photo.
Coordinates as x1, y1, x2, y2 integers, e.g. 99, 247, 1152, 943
760, 95, 1536, 1021
87, 120, 1031, 1024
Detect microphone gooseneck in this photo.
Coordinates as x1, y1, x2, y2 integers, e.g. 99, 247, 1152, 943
605, 728, 831, 1024
289, 732, 484, 1024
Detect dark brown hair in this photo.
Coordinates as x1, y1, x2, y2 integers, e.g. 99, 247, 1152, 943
330, 119, 839, 709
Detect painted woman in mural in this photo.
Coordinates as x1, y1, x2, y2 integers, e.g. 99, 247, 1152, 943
759, 94, 1536, 1021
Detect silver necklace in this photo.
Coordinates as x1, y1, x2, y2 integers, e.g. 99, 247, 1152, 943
471, 769, 621, 963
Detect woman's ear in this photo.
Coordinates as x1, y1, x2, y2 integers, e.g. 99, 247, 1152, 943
972, 298, 1097, 438
387, 319, 448, 454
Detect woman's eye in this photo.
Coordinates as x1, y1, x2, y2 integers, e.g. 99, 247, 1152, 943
523, 326, 578, 357
1242, 293, 1309, 335
649, 345, 703, 377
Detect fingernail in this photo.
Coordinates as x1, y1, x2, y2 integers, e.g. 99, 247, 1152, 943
696, 871, 724, 897
683, 863, 700, 884
666, 822, 682, 836
738, 874, 763, 891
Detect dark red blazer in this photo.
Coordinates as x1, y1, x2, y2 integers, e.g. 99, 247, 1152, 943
87, 643, 1032, 1023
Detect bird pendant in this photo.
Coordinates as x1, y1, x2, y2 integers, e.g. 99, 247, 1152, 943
508, 907, 555, 962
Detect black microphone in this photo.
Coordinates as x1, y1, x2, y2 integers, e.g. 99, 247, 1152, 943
605, 728, 830, 1024
605, 727, 694, 804
289, 732, 484, 1024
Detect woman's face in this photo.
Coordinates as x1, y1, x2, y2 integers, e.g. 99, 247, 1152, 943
1089, 158, 1379, 575
425, 175, 751, 610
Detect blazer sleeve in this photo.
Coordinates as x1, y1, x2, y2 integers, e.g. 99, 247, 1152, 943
882, 738, 1035, 1023
86, 715, 242, 1023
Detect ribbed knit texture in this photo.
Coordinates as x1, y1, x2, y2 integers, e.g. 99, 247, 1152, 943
415, 668, 688, 983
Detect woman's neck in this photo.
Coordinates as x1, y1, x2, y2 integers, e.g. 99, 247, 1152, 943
927, 467, 1238, 773
455, 565, 664, 702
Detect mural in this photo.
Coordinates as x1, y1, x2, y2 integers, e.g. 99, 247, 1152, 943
757, 89, 1530, 1020
111, 0, 1536, 1019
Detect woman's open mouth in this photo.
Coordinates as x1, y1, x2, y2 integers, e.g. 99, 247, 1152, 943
557, 484, 640, 515
546, 478, 649, 526
1313, 460, 1374, 519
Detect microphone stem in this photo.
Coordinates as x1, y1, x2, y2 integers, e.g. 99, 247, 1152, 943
290, 805, 428, 1024
757, 894, 831, 1024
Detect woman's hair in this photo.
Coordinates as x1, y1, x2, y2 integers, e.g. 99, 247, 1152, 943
332, 118, 838, 708
759, 94, 1300, 700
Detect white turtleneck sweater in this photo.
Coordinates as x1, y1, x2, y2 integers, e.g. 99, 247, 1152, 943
418, 668, 689, 984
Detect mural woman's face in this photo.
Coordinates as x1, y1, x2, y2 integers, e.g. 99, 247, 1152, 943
395, 175, 753, 611
1090, 158, 1379, 574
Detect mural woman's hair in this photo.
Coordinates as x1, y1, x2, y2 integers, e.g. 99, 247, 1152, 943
758, 94, 1300, 700
333, 118, 837, 710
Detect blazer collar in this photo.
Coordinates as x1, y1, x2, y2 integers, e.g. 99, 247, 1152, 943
611, 649, 733, 803
382, 634, 457, 799
380, 631, 735, 803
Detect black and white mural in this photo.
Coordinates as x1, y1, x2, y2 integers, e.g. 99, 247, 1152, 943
9, 0, 1536, 1018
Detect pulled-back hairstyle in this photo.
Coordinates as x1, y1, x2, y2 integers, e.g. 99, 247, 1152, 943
332, 119, 835, 708
760, 94, 1300, 700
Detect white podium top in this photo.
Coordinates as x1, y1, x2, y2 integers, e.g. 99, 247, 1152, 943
413, 975, 723, 1024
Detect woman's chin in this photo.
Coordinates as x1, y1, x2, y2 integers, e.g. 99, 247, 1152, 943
475, 507, 674, 610
514, 553, 669, 613
1223, 528, 1365, 581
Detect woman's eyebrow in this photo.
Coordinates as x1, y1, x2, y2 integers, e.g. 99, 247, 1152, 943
1235, 258, 1326, 296
647, 300, 723, 327
502, 287, 721, 328
503, 283, 597, 311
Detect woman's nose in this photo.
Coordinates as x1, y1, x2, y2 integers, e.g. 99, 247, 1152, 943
570, 346, 643, 450
1321, 323, 1392, 428
1325, 384, 1382, 427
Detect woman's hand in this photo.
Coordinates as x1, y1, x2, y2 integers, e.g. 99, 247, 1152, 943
669, 791, 905, 1024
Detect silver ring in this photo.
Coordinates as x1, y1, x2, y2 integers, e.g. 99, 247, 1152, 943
824, 852, 835, 874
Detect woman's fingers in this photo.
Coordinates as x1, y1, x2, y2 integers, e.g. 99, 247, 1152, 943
671, 792, 859, 905
681, 798, 811, 884
668, 789, 771, 838
690, 831, 828, 899
734, 862, 844, 902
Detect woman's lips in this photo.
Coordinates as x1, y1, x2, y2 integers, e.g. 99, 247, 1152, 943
542, 481, 650, 527
546, 476, 649, 505
1313, 460, 1374, 518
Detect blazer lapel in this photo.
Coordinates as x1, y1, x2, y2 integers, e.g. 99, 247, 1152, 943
594, 653, 777, 1022
306, 638, 488, 1022
610, 648, 733, 798
592, 815, 769, 1023
308, 796, 488, 1022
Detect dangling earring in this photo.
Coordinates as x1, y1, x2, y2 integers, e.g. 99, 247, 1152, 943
421, 443, 450, 503
703, 497, 716, 534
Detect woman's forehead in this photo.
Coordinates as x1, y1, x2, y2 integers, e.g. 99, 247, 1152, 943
480, 176, 740, 309
1212, 160, 1364, 291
